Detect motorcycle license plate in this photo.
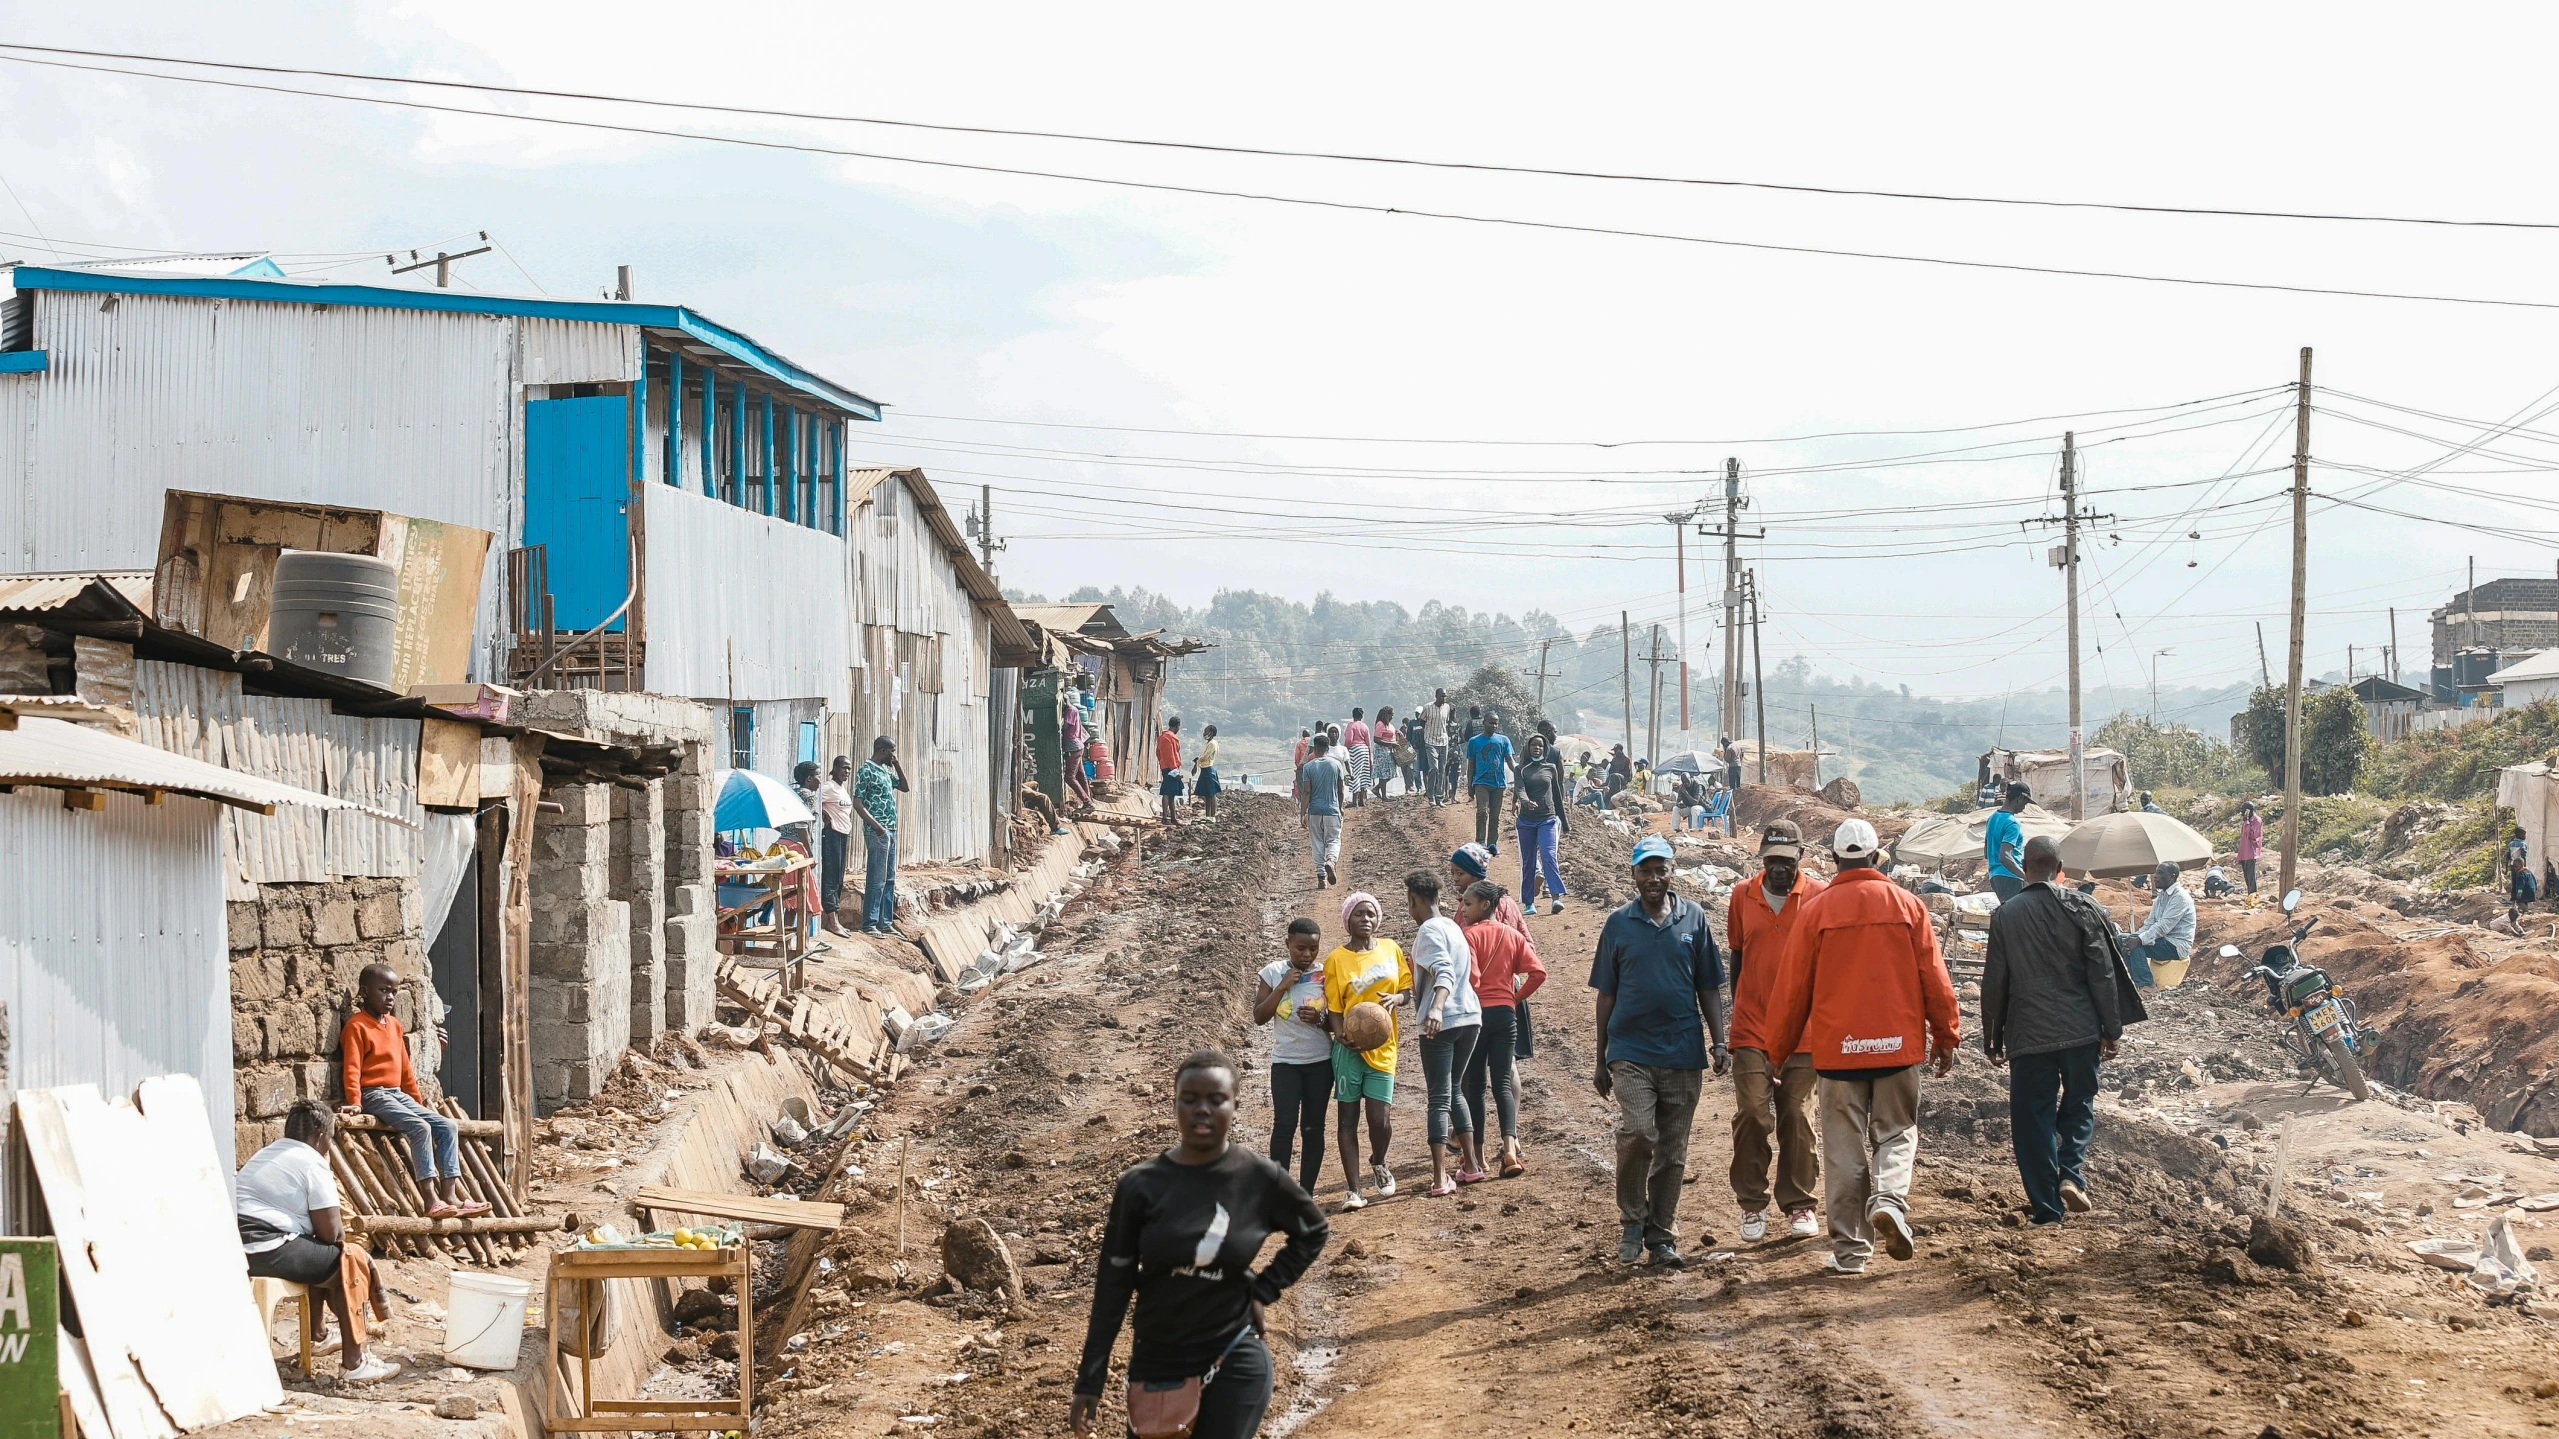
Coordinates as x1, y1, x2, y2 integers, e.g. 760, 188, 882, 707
2303, 1001, 2343, 1036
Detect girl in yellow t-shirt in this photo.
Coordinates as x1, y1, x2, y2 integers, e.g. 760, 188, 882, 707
1323, 891, 1410, 1209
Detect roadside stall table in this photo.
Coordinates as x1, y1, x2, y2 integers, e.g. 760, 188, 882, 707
545, 1229, 751, 1433
716, 853, 813, 995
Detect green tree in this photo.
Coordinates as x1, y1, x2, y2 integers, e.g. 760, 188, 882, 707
2093, 713, 2261, 791
2303, 686, 2369, 795
2239, 684, 2287, 779
1449, 663, 1539, 747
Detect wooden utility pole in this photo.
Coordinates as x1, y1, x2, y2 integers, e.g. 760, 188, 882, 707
2389, 606, 2400, 688
2255, 622, 2273, 690
1644, 624, 1666, 767
2280, 347, 2312, 897
1621, 612, 1634, 760
1749, 570, 1768, 784
1531, 637, 1559, 719
1808, 704, 1822, 788
2063, 431, 2085, 821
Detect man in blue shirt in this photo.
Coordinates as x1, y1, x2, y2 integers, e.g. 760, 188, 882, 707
1590, 834, 1729, 1268
1465, 713, 1515, 855
1985, 783, 2030, 905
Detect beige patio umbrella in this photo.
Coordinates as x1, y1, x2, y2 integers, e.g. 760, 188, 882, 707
1891, 804, 2071, 866
2057, 810, 2214, 878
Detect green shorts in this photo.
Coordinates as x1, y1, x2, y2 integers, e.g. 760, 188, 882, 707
1331, 1041, 1394, 1104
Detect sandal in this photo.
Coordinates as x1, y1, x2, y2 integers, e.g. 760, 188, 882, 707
454, 1200, 493, 1218
1501, 1150, 1527, 1179
424, 1203, 462, 1221
1454, 1167, 1491, 1185
1428, 1177, 1459, 1198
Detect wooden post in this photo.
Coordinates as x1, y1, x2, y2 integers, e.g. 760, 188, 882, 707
1749, 572, 1768, 785
1809, 705, 1821, 789
2063, 431, 2085, 822
897, 1136, 910, 1258
2281, 348, 2312, 897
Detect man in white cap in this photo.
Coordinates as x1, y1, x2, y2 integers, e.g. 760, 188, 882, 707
1763, 818, 1961, 1275
1591, 833, 1729, 1268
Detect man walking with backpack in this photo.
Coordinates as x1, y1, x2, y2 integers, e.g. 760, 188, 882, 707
1983, 835, 2147, 1225
1764, 819, 1960, 1275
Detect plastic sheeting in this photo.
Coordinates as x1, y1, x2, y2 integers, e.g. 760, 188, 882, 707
419, 811, 477, 953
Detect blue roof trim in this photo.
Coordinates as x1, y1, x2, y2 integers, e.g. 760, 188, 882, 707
9, 266, 882, 420
0, 351, 46, 374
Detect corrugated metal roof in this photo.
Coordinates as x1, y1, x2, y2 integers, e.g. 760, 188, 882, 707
0, 714, 398, 818
841, 467, 1034, 658
0, 573, 151, 614
10, 265, 883, 420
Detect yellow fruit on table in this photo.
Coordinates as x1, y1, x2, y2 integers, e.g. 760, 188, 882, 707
672, 1228, 695, 1244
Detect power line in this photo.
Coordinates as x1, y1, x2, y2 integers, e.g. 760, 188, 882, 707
11, 42, 2559, 236
13, 50, 2559, 313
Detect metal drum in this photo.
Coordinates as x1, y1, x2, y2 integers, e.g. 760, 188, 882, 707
269, 549, 400, 687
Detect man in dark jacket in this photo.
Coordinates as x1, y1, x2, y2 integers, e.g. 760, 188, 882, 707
1982, 835, 2149, 1226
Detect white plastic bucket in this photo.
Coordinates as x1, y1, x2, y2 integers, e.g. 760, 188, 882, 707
444, 1270, 533, 1370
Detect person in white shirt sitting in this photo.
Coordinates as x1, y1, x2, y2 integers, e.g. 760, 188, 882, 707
236, 1100, 398, 1382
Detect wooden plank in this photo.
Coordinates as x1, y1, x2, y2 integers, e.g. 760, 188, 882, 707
419, 716, 483, 809
631, 1186, 844, 1231
55, 1328, 111, 1439
16, 1087, 177, 1439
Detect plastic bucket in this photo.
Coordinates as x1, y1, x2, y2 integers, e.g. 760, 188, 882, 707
444, 1270, 533, 1370
2149, 958, 2192, 989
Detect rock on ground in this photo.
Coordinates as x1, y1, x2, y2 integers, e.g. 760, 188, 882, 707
941, 1216, 1023, 1302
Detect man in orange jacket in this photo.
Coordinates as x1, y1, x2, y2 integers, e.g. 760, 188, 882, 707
1763, 818, 1960, 1275
1725, 820, 1826, 1244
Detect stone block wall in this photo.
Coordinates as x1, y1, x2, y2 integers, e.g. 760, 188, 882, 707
228, 876, 432, 1161
662, 743, 717, 1032
617, 779, 668, 1045
531, 782, 631, 1110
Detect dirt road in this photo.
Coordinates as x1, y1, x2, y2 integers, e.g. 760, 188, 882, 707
765, 793, 2559, 1439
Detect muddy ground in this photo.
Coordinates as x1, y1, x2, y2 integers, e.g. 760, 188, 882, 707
739, 791, 2559, 1439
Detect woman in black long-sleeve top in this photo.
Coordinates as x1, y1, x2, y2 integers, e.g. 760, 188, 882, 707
1072, 1049, 1330, 1439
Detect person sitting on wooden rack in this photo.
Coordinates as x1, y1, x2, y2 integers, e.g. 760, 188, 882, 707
342, 963, 490, 1221
236, 1100, 400, 1382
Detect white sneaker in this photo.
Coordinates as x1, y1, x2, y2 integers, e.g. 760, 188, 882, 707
1371, 1162, 1397, 1197
1871, 1206, 1915, 1261
1738, 1210, 1769, 1243
1788, 1209, 1821, 1239
1339, 1191, 1368, 1211
1550, 900, 1567, 914
342, 1354, 401, 1384
1824, 1255, 1866, 1277
2060, 1179, 2093, 1213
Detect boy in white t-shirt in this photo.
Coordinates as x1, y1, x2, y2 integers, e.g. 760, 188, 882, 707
1252, 918, 1334, 1191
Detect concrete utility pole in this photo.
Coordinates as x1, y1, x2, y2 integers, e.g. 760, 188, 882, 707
969, 483, 1007, 573
2280, 347, 2313, 898
2151, 648, 2173, 721
2256, 622, 2273, 690
1749, 570, 1769, 784
1719, 460, 1744, 740
1666, 504, 1702, 738
1642, 624, 1669, 767
2388, 607, 2400, 687
2063, 432, 2085, 820
1620, 613, 1635, 761
615, 265, 634, 301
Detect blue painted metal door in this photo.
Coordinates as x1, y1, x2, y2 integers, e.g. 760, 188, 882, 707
524, 396, 631, 631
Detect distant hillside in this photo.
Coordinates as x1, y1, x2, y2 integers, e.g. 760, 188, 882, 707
1010, 584, 2252, 804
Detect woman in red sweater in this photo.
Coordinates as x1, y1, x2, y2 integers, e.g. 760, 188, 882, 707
1457, 880, 1547, 1179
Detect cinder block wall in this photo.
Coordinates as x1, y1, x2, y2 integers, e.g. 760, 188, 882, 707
663, 741, 717, 1032
228, 876, 432, 1162
530, 782, 632, 1111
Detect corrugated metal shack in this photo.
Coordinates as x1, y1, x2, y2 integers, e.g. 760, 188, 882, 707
0, 700, 368, 1185
1013, 602, 1210, 787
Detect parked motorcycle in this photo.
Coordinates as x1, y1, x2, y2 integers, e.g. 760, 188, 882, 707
2215, 888, 2371, 1102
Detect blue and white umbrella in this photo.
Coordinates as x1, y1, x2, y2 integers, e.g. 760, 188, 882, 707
711, 768, 815, 832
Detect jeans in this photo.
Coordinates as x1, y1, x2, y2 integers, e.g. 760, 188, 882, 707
2009, 1042, 2101, 1224
1817, 1067, 1920, 1268
1306, 813, 1342, 876
1461, 1006, 1520, 1141
1123, 1330, 1272, 1439
2114, 935, 2175, 987
819, 827, 849, 919
1418, 1024, 1480, 1146
1610, 1061, 1703, 1244
1268, 1059, 1332, 1191
1517, 817, 1565, 905
1729, 1048, 1819, 1215
1989, 874, 2023, 904
362, 1087, 460, 1181
1472, 785, 1503, 849
862, 828, 898, 931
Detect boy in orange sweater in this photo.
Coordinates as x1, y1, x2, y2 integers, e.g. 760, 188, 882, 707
340, 964, 487, 1219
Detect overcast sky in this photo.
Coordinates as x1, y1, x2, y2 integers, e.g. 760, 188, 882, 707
7, 3, 2559, 721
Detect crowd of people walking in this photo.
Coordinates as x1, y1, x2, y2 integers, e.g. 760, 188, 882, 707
1074, 755, 2154, 1437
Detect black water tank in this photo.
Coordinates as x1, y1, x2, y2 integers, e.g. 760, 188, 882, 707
269, 549, 400, 687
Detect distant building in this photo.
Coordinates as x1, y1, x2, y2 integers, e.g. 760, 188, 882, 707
2488, 649, 2559, 709
2339, 675, 2430, 742
2431, 577, 2559, 668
